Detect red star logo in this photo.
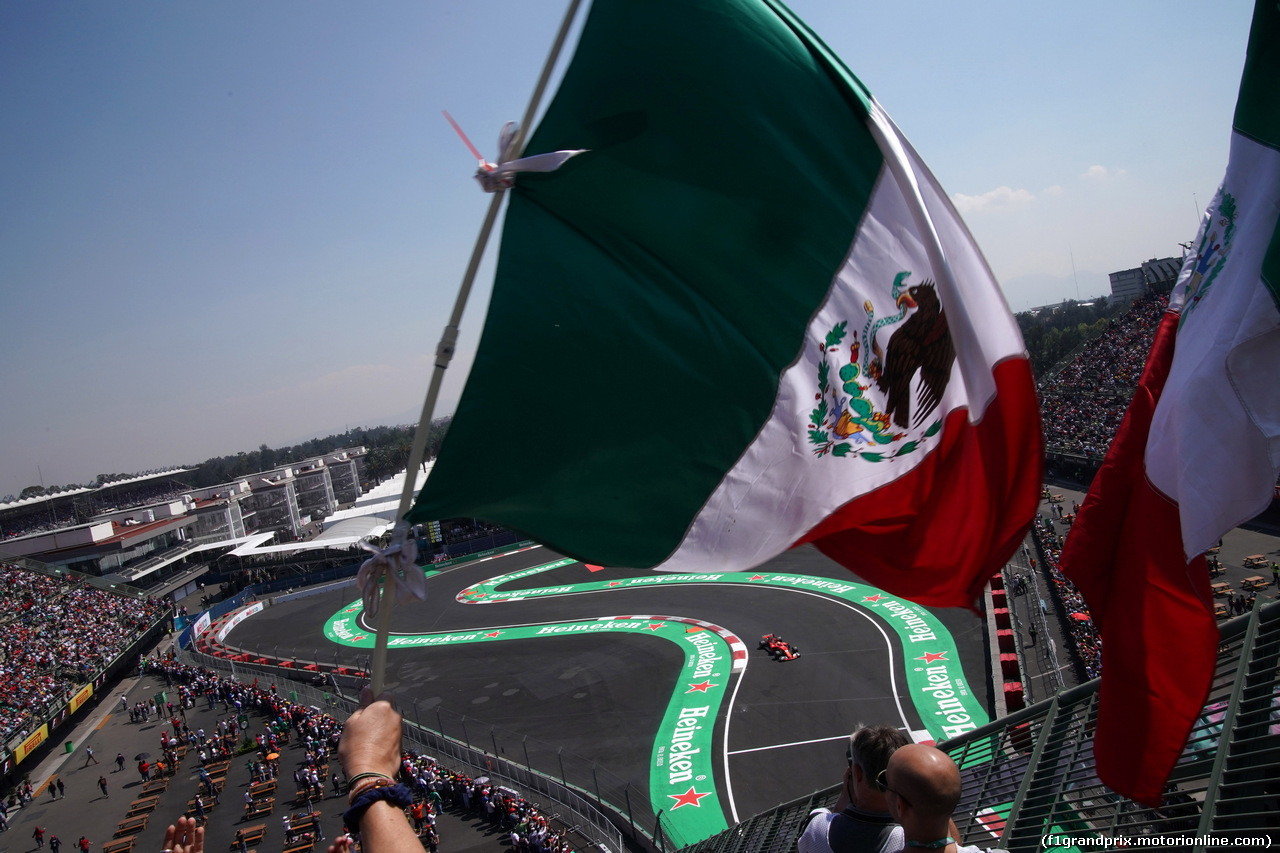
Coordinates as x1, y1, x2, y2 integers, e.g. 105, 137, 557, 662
585, 564, 604, 572
344, 607, 359, 613
686, 681, 716, 693
353, 635, 367, 642
646, 623, 665, 631
470, 592, 486, 599
608, 582, 623, 587
669, 787, 711, 809
483, 631, 503, 639
748, 574, 766, 581
863, 594, 884, 602
915, 651, 948, 664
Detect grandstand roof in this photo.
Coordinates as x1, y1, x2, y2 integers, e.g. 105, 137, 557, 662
0, 467, 194, 511
0, 486, 95, 510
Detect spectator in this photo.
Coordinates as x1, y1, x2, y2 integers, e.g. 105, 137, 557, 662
798, 725, 910, 853
337, 690, 417, 848
882, 744, 1002, 853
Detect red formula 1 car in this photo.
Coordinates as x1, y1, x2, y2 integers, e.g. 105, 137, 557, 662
759, 634, 801, 661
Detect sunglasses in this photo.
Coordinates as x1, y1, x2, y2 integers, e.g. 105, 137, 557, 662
876, 769, 905, 799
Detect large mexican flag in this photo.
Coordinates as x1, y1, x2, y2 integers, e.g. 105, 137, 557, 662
1059, 0, 1280, 807
408, 0, 1042, 610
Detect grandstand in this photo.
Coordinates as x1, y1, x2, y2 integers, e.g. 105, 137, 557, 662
1039, 292, 1169, 468
0, 469, 195, 539
0, 561, 168, 778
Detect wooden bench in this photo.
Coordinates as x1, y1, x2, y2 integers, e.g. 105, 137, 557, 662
1242, 575, 1269, 590
1243, 554, 1266, 568
187, 797, 217, 813
238, 824, 267, 846
103, 838, 135, 853
141, 779, 168, 795
1211, 582, 1232, 598
245, 797, 275, 819
289, 811, 320, 832
294, 789, 319, 806
249, 781, 276, 796
115, 816, 148, 837
282, 842, 313, 853
127, 797, 160, 816
1214, 602, 1229, 619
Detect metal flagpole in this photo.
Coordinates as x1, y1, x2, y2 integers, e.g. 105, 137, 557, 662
368, 0, 586, 698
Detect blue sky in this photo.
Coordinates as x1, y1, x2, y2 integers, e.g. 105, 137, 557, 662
0, 0, 1256, 499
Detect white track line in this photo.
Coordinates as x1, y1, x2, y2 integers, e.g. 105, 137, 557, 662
727, 734, 851, 756
717, 587, 911, 825
722, 663, 749, 824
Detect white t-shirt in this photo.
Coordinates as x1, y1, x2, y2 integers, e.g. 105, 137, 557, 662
797, 806, 904, 853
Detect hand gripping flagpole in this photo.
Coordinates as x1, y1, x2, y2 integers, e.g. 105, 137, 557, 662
363, 0, 586, 698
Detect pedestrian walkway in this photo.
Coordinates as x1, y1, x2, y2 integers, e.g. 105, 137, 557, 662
2, 635, 602, 853
1, 629, 353, 853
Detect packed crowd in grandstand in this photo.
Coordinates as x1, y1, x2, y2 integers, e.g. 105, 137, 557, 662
1, 506, 78, 540
1037, 291, 1169, 456
0, 564, 167, 742
91, 484, 188, 516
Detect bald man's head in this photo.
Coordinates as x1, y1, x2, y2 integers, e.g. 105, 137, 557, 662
886, 744, 962, 821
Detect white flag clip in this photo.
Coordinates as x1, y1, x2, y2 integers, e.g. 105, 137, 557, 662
355, 536, 426, 619
475, 121, 586, 192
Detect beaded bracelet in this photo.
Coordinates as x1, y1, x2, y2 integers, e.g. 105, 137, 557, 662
347, 777, 394, 804
343, 782, 414, 834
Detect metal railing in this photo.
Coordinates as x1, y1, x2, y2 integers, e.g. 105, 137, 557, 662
680, 600, 1280, 853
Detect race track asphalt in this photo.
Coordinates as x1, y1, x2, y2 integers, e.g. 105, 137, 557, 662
221, 544, 993, 825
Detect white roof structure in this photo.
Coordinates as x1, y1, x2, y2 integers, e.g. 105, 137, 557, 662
223, 464, 432, 559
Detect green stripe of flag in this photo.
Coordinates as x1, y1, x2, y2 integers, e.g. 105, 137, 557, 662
410, 0, 884, 564
1232, 0, 1280, 152
1234, 0, 1280, 309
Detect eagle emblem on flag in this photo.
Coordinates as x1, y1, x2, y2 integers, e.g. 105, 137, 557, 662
808, 271, 954, 461
1179, 190, 1237, 329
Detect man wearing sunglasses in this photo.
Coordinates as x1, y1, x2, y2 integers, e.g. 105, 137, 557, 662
880, 744, 997, 853
797, 725, 910, 853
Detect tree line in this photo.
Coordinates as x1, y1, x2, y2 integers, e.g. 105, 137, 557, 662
183, 419, 451, 488
6, 419, 451, 503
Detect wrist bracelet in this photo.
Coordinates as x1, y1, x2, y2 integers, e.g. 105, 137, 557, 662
345, 772, 392, 787
343, 782, 413, 834
348, 777, 394, 804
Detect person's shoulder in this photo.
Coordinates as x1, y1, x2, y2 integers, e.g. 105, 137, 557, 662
796, 809, 836, 853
